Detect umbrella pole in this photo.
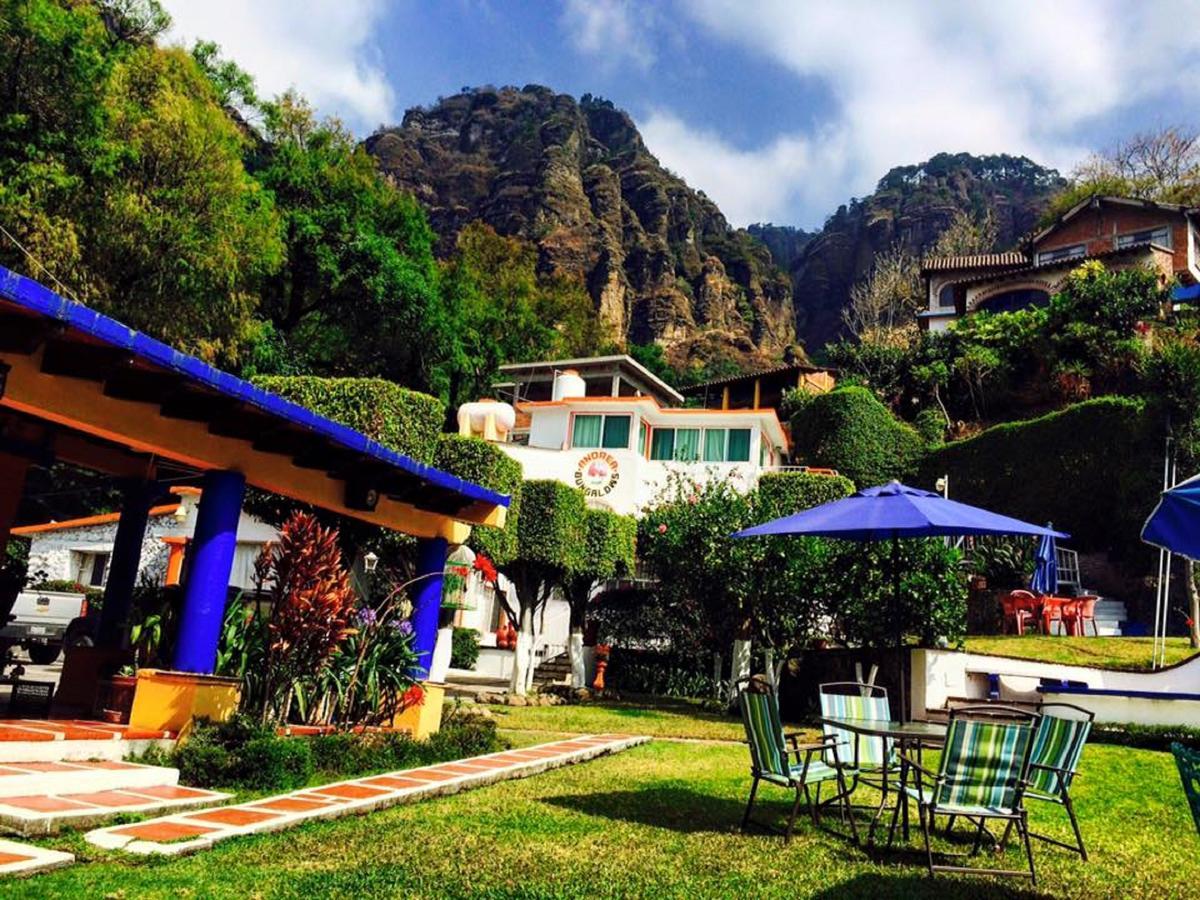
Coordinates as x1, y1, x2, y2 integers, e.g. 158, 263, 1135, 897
892, 536, 906, 722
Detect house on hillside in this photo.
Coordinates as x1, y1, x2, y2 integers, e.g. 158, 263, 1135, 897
920, 195, 1200, 332
680, 362, 836, 413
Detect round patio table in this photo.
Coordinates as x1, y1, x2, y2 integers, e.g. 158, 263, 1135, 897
819, 716, 947, 845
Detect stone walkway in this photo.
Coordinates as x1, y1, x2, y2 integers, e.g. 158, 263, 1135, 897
0, 838, 73, 876
86, 733, 648, 857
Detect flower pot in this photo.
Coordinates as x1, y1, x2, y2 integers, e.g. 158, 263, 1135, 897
99, 674, 138, 724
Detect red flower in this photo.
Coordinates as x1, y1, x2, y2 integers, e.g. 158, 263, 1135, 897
401, 683, 426, 709
1188, 617, 1195, 629
657, 523, 668, 534
473, 554, 498, 584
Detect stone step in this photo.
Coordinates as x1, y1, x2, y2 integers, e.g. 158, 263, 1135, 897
0, 837, 73, 876
0, 783, 230, 836
0, 759, 178, 799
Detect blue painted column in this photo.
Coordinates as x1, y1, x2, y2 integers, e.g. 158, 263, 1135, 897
98, 480, 156, 647
410, 536, 448, 679
173, 470, 245, 674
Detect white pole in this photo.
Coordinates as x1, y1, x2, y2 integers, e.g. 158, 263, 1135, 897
1153, 439, 1175, 669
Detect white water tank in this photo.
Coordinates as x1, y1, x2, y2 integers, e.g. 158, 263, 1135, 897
552, 369, 586, 401
457, 399, 516, 441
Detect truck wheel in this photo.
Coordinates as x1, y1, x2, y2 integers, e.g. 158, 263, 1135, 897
26, 644, 61, 665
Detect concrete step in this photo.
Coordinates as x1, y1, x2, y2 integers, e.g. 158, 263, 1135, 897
0, 759, 178, 799
0, 836, 73, 876
0, 782, 230, 836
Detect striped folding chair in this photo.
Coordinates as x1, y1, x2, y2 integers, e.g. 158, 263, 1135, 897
819, 682, 895, 779
1001, 702, 1093, 859
1172, 742, 1200, 838
889, 705, 1040, 884
736, 677, 858, 844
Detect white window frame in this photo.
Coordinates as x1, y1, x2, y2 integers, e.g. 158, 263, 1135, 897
570, 413, 632, 450
1035, 244, 1087, 266
1115, 225, 1172, 250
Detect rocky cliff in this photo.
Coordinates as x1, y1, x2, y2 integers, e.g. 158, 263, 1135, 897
789, 153, 1066, 351
364, 86, 796, 369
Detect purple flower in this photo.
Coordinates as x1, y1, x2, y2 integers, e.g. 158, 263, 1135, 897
394, 620, 413, 636
357, 607, 378, 626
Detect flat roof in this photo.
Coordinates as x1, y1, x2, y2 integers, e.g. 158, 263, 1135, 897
0, 266, 507, 538
497, 355, 684, 405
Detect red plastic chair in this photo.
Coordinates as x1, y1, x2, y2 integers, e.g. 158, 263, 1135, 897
1071, 596, 1099, 636
1041, 596, 1070, 636
1003, 590, 1037, 635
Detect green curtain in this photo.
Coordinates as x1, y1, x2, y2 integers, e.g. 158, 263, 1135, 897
703, 428, 726, 462
602, 415, 631, 449
728, 428, 751, 462
572, 414, 602, 448
675, 429, 700, 461
650, 428, 675, 461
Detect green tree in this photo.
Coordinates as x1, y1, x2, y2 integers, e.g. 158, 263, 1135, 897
251, 93, 445, 386
562, 508, 636, 688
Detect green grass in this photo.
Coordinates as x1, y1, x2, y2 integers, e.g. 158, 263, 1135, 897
5, 706, 1198, 898
963, 635, 1199, 671
482, 696, 747, 741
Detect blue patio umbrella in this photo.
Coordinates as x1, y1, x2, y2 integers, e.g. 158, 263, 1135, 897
1143, 472, 1200, 560
733, 481, 1067, 719
1030, 528, 1058, 595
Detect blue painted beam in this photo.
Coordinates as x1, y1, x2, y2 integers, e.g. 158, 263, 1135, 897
410, 537, 448, 680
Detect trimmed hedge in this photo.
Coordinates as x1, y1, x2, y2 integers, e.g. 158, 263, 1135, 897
516, 480, 587, 571
435, 434, 523, 564
756, 471, 855, 519
450, 626, 480, 669
253, 376, 445, 464
574, 507, 637, 582
790, 386, 924, 488
919, 396, 1160, 558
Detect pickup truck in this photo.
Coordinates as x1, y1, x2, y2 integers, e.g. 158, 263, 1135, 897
0, 589, 90, 665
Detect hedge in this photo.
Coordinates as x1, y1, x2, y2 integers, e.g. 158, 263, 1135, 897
790, 386, 924, 488
755, 471, 855, 519
435, 434, 523, 564
253, 376, 445, 464
919, 396, 1161, 558
516, 480, 587, 571
574, 507, 637, 582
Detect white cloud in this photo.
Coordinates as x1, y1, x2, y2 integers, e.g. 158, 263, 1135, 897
161, 0, 394, 131
637, 0, 1200, 226
561, 0, 656, 71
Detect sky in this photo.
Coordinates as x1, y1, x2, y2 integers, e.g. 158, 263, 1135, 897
162, 0, 1200, 230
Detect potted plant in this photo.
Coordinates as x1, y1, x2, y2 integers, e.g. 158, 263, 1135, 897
99, 664, 138, 724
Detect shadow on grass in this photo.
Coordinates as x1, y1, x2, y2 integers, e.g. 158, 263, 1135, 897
544, 786, 752, 834
806, 872, 1049, 900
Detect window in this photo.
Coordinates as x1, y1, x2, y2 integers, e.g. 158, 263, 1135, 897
1035, 244, 1086, 266
703, 428, 726, 462
693, 427, 753, 462
571, 414, 631, 449
1116, 225, 1171, 250
937, 284, 957, 309
637, 420, 648, 456
727, 429, 751, 462
649, 428, 675, 461
86, 552, 109, 588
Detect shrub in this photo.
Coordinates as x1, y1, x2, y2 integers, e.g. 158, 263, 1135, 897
234, 736, 314, 791
436, 433, 523, 564
913, 407, 947, 446
253, 376, 445, 463
790, 386, 924, 488
920, 396, 1160, 559
755, 471, 855, 519
450, 626, 480, 670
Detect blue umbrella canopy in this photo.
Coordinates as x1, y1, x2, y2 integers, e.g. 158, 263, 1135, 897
1142, 472, 1200, 560
1030, 529, 1058, 594
733, 481, 1069, 541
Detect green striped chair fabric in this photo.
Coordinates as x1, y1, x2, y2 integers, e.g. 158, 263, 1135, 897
1026, 711, 1091, 798
924, 717, 1033, 815
1171, 742, 1200, 837
739, 690, 840, 787
819, 684, 893, 770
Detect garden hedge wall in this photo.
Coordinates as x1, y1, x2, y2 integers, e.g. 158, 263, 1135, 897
919, 396, 1161, 558
517, 480, 587, 571
756, 471, 855, 519
790, 386, 924, 488
253, 376, 445, 464
435, 434, 524, 564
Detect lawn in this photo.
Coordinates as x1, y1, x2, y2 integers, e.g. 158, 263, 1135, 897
483, 695, 746, 741
5, 703, 1198, 898
963, 635, 1198, 671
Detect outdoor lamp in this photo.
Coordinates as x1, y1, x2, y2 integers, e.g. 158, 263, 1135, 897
363, 551, 379, 573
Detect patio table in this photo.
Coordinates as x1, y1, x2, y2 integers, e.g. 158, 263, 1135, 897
819, 716, 947, 845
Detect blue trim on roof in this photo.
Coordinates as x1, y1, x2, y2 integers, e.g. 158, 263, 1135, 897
1037, 684, 1200, 702
1173, 284, 1200, 302
0, 266, 508, 511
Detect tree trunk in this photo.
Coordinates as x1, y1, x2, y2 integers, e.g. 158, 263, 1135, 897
712, 651, 722, 700
1188, 559, 1200, 650
567, 600, 587, 689
510, 605, 532, 696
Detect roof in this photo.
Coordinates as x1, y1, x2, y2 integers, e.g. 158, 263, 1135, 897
0, 266, 508, 532
679, 361, 836, 395
938, 241, 1174, 290
1030, 194, 1200, 247
920, 252, 1027, 273
497, 355, 684, 405
12, 503, 182, 535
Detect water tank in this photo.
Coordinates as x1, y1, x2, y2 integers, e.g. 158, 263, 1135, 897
457, 399, 516, 441
552, 369, 586, 401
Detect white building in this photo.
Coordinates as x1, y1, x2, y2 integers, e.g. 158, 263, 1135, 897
450, 356, 791, 688
14, 487, 278, 592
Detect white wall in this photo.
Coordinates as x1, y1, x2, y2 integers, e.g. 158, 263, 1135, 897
915, 648, 1200, 726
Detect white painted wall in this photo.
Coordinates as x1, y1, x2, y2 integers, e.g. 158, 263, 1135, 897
914, 648, 1200, 726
